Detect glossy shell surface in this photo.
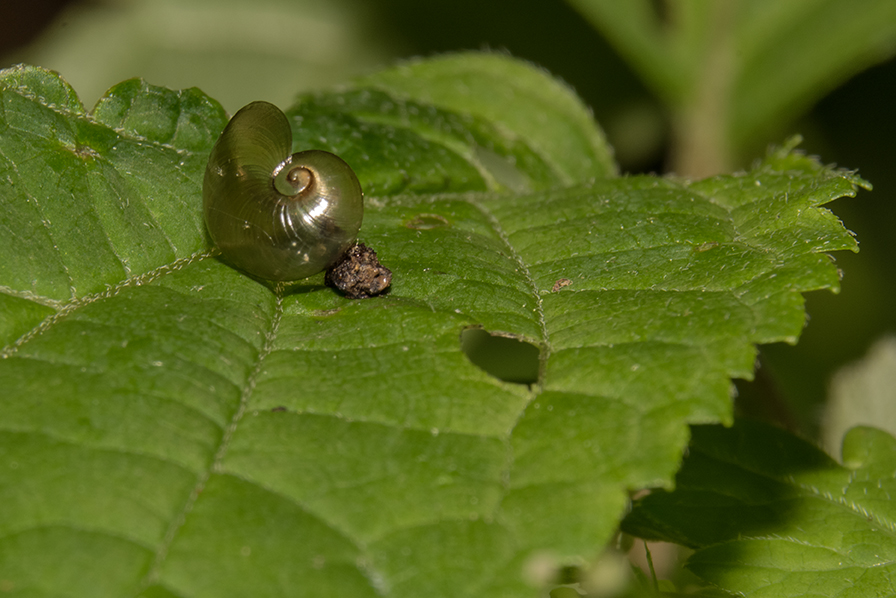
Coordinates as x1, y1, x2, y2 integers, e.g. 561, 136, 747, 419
203, 101, 363, 281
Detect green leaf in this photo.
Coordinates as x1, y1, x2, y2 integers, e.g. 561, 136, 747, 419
353, 52, 618, 184
283, 52, 618, 197
622, 421, 896, 597
0, 57, 866, 597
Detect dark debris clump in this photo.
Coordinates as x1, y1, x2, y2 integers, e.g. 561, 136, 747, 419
325, 242, 392, 299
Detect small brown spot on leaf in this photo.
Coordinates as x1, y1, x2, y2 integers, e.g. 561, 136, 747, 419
66, 143, 100, 161
551, 278, 572, 292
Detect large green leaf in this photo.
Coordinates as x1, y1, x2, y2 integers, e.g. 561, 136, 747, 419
0, 56, 866, 597
622, 421, 896, 597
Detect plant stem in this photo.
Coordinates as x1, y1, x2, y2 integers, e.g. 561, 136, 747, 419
669, 2, 736, 178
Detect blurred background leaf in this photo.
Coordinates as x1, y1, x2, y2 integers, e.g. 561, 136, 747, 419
823, 336, 896, 457
0, 0, 400, 114
567, 0, 896, 174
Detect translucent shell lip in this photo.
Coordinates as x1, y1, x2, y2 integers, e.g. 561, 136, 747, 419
202, 101, 363, 281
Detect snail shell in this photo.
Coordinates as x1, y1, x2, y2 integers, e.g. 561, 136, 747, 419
203, 101, 363, 281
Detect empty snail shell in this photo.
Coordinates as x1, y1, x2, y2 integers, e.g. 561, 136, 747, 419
203, 100, 363, 281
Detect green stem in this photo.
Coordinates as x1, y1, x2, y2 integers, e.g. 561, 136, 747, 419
669, 2, 737, 177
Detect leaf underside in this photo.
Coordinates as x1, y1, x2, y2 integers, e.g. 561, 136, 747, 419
0, 56, 866, 597
623, 421, 896, 598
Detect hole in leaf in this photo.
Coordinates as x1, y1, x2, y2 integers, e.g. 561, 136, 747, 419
406, 213, 450, 230
461, 328, 540, 385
